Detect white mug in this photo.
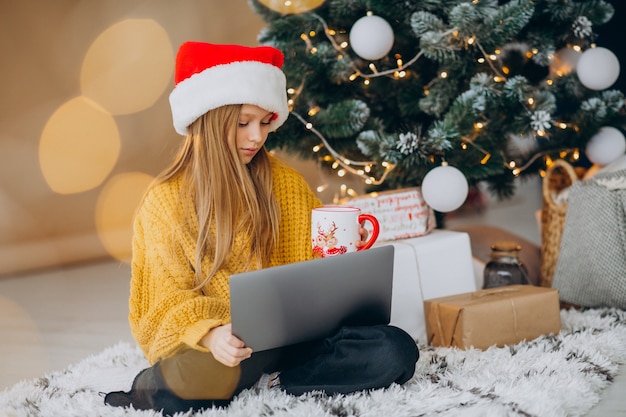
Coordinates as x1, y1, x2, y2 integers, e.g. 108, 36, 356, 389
311, 205, 380, 258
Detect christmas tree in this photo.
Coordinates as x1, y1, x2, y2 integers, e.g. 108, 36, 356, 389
248, 0, 625, 210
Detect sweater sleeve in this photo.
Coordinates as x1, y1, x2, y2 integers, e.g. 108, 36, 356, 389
129, 185, 230, 364
270, 156, 323, 266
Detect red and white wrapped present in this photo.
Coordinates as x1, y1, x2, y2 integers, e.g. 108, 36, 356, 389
344, 187, 436, 242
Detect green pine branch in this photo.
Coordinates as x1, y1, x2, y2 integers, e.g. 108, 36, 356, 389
249, 0, 625, 199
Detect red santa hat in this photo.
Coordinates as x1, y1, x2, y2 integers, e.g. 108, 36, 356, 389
169, 42, 289, 135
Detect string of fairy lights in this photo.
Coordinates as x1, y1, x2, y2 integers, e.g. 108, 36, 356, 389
287, 11, 589, 189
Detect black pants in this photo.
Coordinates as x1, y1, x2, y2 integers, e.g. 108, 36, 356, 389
105, 325, 419, 416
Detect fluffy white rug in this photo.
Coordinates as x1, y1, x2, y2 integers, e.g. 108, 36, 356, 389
1, 308, 625, 417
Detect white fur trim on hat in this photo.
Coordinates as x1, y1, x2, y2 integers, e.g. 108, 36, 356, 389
169, 61, 289, 135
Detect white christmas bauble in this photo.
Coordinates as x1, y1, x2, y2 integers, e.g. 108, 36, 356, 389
585, 126, 626, 166
349, 15, 394, 61
421, 164, 469, 213
576, 47, 621, 90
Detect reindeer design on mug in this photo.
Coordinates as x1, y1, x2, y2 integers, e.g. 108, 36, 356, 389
312, 221, 348, 258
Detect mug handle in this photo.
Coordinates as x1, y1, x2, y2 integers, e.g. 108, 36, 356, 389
357, 213, 380, 250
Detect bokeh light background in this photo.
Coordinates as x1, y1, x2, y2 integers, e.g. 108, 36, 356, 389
0, 1, 269, 274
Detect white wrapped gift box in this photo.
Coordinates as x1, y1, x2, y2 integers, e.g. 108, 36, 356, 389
375, 230, 478, 344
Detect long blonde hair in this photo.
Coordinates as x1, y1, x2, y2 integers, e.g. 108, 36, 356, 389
154, 104, 280, 290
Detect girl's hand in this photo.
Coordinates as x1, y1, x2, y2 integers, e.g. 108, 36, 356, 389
355, 221, 369, 248
201, 324, 252, 367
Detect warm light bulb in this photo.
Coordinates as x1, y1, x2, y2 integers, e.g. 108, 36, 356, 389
308, 106, 320, 116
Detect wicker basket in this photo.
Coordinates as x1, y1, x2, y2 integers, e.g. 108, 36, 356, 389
539, 159, 580, 288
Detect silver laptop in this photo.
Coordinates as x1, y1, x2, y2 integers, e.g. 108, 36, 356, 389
229, 245, 394, 352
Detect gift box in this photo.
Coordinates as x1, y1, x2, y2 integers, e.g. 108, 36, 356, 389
376, 230, 478, 344
344, 187, 436, 242
424, 285, 561, 350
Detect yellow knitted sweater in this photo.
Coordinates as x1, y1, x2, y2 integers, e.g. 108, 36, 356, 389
129, 155, 322, 364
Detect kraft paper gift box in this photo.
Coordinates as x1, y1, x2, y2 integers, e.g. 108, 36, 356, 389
424, 285, 561, 350
375, 230, 478, 345
344, 187, 436, 242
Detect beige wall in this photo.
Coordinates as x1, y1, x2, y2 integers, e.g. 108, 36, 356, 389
0, 0, 362, 276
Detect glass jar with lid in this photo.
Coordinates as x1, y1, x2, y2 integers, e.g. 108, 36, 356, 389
483, 240, 530, 289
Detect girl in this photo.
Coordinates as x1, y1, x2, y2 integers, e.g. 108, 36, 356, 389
105, 41, 418, 415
